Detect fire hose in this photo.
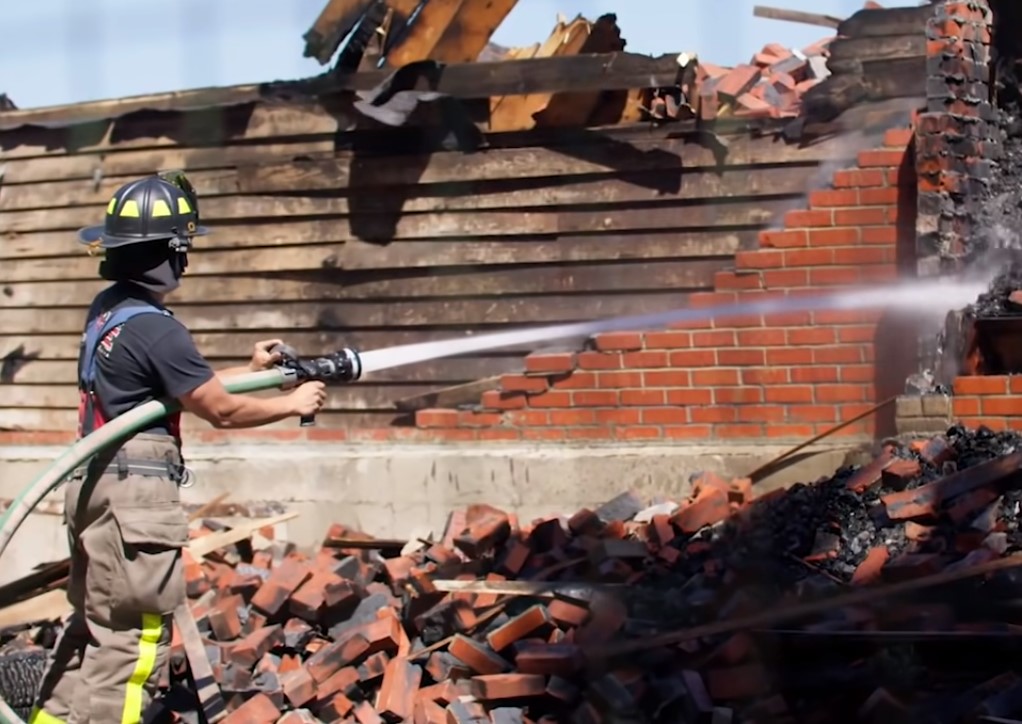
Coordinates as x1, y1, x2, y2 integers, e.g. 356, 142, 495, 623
0, 347, 361, 724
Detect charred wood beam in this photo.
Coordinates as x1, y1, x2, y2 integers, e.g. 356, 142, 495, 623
752, 5, 842, 29
303, 0, 378, 66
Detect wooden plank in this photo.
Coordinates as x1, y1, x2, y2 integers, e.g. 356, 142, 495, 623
382, 0, 424, 54
488, 16, 590, 132
0, 259, 725, 306
752, 5, 841, 29
303, 0, 377, 65
837, 6, 933, 38
0, 292, 697, 334
384, 0, 471, 67
338, 230, 755, 270
861, 57, 927, 100
0, 102, 343, 161
0, 162, 821, 216
231, 134, 850, 193
427, 0, 520, 64
394, 377, 501, 412
327, 51, 686, 98
0, 138, 337, 187
827, 34, 925, 64
1, 195, 797, 237
532, 14, 627, 129
2, 356, 526, 386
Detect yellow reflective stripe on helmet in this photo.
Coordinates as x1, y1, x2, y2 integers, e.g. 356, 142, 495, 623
119, 199, 140, 218
106, 198, 117, 215
28, 706, 67, 723
120, 613, 162, 724
151, 199, 172, 217
176, 197, 191, 214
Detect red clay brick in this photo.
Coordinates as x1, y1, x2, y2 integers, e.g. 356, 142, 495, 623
759, 229, 808, 248
486, 605, 554, 652
952, 396, 981, 417
377, 658, 422, 722
862, 227, 898, 244
883, 127, 914, 147
814, 346, 863, 364
593, 332, 644, 351
666, 389, 714, 405
672, 487, 730, 533
692, 330, 736, 347
817, 384, 867, 403
783, 248, 834, 267
834, 207, 890, 226
789, 405, 838, 423
500, 374, 548, 393
851, 546, 889, 585
765, 424, 816, 438
691, 407, 738, 424
764, 385, 814, 404
742, 367, 789, 385
716, 64, 762, 99
766, 347, 813, 365
449, 634, 510, 675
858, 148, 906, 167
860, 187, 900, 205
784, 209, 833, 228
514, 643, 585, 676
642, 370, 690, 387
692, 369, 740, 387
416, 409, 459, 428
737, 405, 786, 423
620, 389, 666, 406
953, 376, 1008, 395
664, 425, 713, 439
715, 387, 763, 404
833, 168, 886, 188
787, 327, 835, 345
280, 666, 317, 708
222, 693, 280, 723
353, 700, 385, 724
643, 331, 691, 349
480, 391, 526, 411
528, 391, 572, 408
982, 397, 1022, 416
811, 267, 863, 286
716, 271, 764, 290
231, 625, 285, 669
576, 352, 622, 370
735, 249, 784, 269
571, 390, 618, 407
668, 349, 717, 367
621, 350, 669, 368
763, 269, 809, 288
807, 228, 860, 246
525, 352, 576, 374
641, 408, 688, 425
791, 367, 840, 383
809, 189, 860, 208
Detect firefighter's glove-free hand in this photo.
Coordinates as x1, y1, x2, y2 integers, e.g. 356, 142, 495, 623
288, 381, 327, 417
249, 339, 284, 372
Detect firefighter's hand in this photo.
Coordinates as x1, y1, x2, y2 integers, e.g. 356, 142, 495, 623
249, 339, 284, 371
288, 381, 327, 417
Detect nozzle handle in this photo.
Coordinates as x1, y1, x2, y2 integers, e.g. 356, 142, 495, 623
270, 343, 316, 427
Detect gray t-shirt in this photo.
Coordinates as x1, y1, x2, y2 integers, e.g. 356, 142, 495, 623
81, 283, 215, 435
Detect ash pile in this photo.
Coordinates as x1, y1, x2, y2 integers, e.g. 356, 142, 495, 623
5, 427, 1022, 723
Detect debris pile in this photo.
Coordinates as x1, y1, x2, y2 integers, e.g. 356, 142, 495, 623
690, 38, 833, 122
6, 426, 1022, 722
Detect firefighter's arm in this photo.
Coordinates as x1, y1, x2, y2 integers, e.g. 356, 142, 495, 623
177, 376, 326, 429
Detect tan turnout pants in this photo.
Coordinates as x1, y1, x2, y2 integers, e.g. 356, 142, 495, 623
31, 434, 189, 724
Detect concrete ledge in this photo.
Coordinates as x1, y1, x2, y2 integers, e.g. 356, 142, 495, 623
0, 441, 868, 585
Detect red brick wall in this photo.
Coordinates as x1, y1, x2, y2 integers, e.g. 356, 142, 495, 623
411, 129, 919, 443
0, 131, 921, 450
951, 377, 1022, 432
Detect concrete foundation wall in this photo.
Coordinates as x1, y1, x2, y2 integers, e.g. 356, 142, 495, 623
0, 441, 870, 586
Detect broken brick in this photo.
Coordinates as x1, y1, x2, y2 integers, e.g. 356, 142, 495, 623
470, 674, 547, 701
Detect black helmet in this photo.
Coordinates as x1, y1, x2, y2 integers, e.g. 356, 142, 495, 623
77, 172, 209, 250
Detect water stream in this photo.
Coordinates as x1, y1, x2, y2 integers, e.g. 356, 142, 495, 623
357, 277, 990, 376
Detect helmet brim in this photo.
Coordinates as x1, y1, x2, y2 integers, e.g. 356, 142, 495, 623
77, 224, 210, 248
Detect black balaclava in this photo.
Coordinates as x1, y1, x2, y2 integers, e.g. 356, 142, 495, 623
98, 240, 188, 296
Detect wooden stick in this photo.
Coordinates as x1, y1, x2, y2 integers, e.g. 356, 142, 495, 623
187, 492, 230, 522
747, 396, 897, 483
753, 5, 842, 29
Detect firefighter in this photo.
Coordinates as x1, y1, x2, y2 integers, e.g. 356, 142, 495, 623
30, 173, 327, 724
